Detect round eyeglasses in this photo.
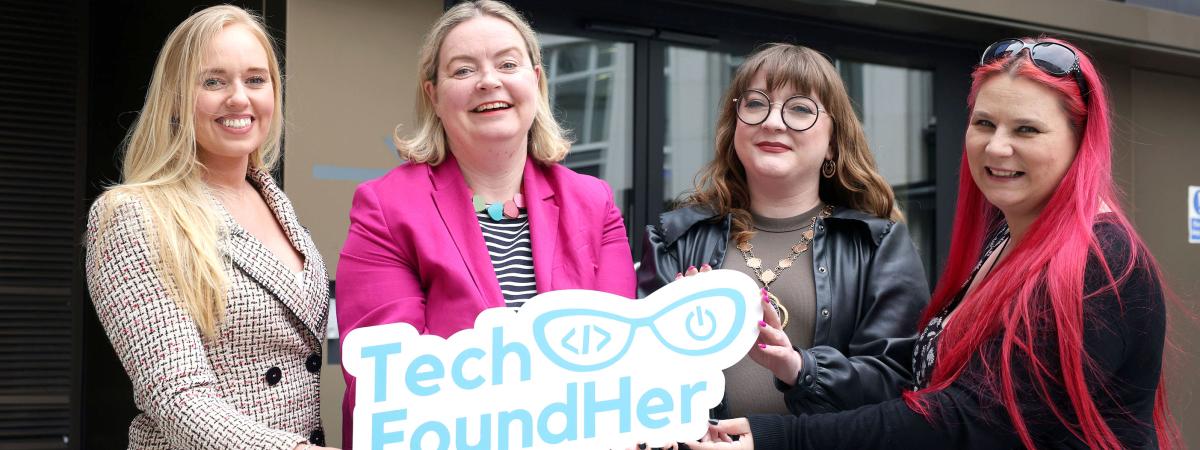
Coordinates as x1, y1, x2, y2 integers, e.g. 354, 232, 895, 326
733, 89, 831, 132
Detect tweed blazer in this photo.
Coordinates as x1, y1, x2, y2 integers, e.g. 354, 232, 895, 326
85, 169, 329, 450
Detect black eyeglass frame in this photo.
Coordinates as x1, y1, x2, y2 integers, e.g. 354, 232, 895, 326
980, 39, 1090, 107
732, 89, 832, 132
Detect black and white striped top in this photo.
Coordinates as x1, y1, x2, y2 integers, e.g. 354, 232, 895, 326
477, 210, 537, 307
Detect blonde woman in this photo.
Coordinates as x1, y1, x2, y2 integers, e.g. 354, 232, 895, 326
336, 1, 636, 447
85, 6, 334, 449
638, 43, 929, 418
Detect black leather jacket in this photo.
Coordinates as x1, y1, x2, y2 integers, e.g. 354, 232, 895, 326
637, 205, 930, 416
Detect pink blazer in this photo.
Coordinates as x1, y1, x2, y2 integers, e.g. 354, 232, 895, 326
335, 155, 636, 447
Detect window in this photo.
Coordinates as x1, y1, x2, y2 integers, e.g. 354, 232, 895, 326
541, 34, 635, 236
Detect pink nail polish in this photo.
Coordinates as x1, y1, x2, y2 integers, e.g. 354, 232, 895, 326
758, 343, 767, 349
758, 320, 766, 327
688, 265, 696, 272
701, 263, 711, 270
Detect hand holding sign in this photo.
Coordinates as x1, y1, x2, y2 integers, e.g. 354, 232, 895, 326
748, 289, 804, 387
342, 270, 762, 449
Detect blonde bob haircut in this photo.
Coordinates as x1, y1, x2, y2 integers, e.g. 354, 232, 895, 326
397, 0, 570, 165
687, 43, 901, 245
96, 5, 284, 338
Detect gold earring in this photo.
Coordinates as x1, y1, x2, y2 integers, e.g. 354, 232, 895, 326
822, 159, 837, 178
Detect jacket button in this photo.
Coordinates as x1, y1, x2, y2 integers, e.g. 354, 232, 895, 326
804, 374, 813, 384
817, 266, 827, 274
309, 428, 326, 446
820, 308, 830, 318
264, 366, 282, 386
306, 353, 322, 374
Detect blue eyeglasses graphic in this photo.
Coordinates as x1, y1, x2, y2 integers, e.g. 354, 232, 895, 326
532, 288, 747, 372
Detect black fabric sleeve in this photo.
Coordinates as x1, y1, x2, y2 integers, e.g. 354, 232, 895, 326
637, 225, 678, 298
781, 221, 931, 413
748, 221, 1165, 449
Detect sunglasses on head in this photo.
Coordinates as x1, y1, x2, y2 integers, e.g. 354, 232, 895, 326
980, 39, 1090, 106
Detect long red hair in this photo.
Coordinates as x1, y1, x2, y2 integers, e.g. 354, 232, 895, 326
902, 37, 1177, 449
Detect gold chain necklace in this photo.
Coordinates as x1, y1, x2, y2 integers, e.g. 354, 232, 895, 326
736, 205, 833, 329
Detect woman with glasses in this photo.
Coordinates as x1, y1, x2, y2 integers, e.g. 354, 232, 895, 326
690, 37, 1175, 449
637, 43, 930, 419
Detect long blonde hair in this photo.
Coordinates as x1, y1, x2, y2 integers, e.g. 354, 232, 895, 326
95, 5, 284, 338
688, 43, 901, 244
396, 0, 570, 165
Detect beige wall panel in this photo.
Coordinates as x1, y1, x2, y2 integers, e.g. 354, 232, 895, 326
902, 0, 1200, 52
1130, 68, 1200, 447
286, 0, 444, 446
285, 0, 442, 278
1104, 61, 1134, 200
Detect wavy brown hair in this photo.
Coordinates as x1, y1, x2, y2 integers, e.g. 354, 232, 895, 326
685, 43, 900, 244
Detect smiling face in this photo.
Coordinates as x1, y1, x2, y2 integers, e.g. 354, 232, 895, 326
732, 71, 833, 189
966, 74, 1078, 225
193, 23, 274, 166
425, 16, 540, 157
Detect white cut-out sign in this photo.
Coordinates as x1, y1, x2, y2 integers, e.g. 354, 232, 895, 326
342, 269, 762, 449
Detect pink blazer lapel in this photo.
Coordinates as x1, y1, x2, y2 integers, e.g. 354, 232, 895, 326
428, 157, 506, 308
522, 160, 559, 294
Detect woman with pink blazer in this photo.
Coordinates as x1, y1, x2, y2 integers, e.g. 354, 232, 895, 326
334, 1, 636, 446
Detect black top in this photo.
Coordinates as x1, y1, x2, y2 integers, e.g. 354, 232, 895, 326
748, 220, 1165, 449
476, 209, 536, 307
911, 224, 1009, 390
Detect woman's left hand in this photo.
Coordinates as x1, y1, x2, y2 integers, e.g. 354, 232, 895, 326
691, 419, 754, 449
748, 289, 804, 385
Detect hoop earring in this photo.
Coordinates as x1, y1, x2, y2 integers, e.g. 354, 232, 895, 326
821, 158, 837, 178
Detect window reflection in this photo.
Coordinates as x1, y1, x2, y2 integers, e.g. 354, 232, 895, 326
663, 47, 739, 210
540, 34, 634, 235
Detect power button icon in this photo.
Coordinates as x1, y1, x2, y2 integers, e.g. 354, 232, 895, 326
686, 305, 717, 341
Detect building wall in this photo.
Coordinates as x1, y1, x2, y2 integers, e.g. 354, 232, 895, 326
285, 0, 443, 446
1129, 68, 1200, 445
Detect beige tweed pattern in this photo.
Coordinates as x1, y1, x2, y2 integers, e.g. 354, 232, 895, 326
86, 169, 328, 450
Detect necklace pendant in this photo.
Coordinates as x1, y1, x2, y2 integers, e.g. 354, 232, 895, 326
746, 257, 762, 269
792, 242, 809, 253
778, 259, 792, 268
736, 241, 752, 252
502, 200, 519, 218
759, 270, 776, 284
486, 202, 505, 221
802, 229, 814, 240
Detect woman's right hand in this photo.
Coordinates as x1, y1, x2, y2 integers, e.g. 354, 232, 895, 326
674, 263, 713, 280
748, 290, 804, 386
693, 418, 754, 449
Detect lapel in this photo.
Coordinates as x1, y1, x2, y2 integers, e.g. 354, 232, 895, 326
522, 160, 559, 294
217, 169, 326, 341
428, 156, 506, 308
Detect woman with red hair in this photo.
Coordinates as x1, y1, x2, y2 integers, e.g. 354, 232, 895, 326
691, 37, 1176, 450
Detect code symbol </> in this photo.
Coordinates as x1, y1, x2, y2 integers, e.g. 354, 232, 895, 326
560, 325, 612, 355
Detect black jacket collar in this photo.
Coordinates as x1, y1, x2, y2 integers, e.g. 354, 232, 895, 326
659, 204, 895, 247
